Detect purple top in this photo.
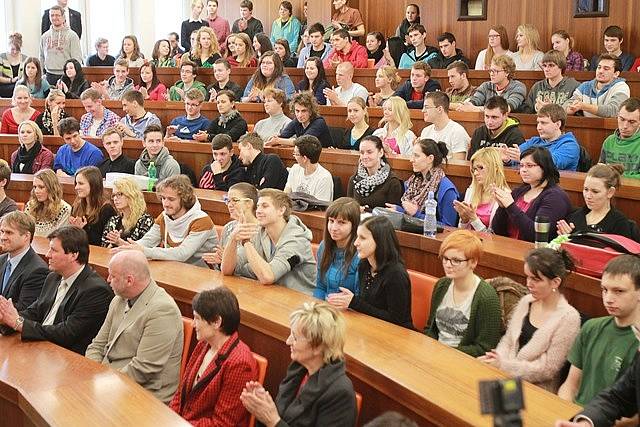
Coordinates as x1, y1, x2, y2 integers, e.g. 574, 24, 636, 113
565, 50, 585, 71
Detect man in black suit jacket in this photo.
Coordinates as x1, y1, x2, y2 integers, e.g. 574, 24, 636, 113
41, 0, 82, 39
0, 226, 113, 354
0, 212, 49, 335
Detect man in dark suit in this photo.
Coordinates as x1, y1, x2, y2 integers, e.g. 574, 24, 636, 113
0, 212, 49, 335
41, 0, 82, 39
0, 226, 113, 354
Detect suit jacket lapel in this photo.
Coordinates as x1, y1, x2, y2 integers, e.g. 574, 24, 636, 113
54, 265, 90, 323
4, 249, 34, 296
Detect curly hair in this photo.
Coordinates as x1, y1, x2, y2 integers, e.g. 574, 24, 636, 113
26, 169, 65, 222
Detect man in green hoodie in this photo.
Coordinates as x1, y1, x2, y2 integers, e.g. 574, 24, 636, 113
600, 97, 640, 179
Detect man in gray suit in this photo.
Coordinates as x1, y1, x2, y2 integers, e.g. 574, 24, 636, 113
85, 251, 183, 403
0, 212, 49, 335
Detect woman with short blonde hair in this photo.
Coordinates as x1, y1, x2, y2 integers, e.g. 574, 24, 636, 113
11, 120, 54, 174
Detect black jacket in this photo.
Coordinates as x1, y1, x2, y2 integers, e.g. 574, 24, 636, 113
467, 118, 526, 160
427, 49, 470, 69
206, 113, 248, 142
566, 206, 640, 242
41, 8, 82, 38
198, 154, 248, 191
246, 152, 288, 190
280, 116, 334, 148
19, 264, 114, 354
393, 79, 442, 109
338, 126, 375, 151
98, 154, 136, 177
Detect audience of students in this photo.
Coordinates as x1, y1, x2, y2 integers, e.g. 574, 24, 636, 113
116, 89, 162, 139
588, 25, 635, 72
10, 120, 54, 174
395, 4, 421, 46
369, 65, 401, 107
445, 61, 476, 103
206, 58, 244, 102
86, 37, 116, 67
0, 161, 17, 217
428, 32, 470, 69
23, 168, 72, 237
1, 85, 42, 134
398, 24, 437, 69
117, 35, 145, 68
232, 0, 264, 41
166, 88, 210, 141
150, 39, 176, 68
273, 39, 297, 67
97, 127, 135, 177
284, 135, 334, 202
467, 96, 526, 159
17, 57, 50, 99
324, 29, 368, 70
53, 117, 104, 177
365, 32, 394, 69
168, 60, 208, 102
270, 91, 333, 148
324, 61, 369, 106
297, 23, 332, 67
242, 51, 295, 102
340, 96, 375, 150
198, 134, 247, 191
270, 1, 301, 53
511, 24, 544, 71
462, 55, 527, 112
227, 33, 257, 68
524, 50, 580, 113
0, 33, 26, 99
92, 59, 134, 101
35, 88, 67, 136
40, 5, 83, 85
599, 97, 640, 178
181, 0, 209, 53
253, 88, 292, 141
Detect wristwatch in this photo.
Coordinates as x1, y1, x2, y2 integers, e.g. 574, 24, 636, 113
14, 316, 24, 330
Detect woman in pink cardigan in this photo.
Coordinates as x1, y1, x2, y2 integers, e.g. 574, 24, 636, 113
478, 248, 581, 392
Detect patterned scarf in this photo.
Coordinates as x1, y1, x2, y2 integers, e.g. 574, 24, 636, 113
39, 108, 68, 135
217, 109, 239, 127
401, 166, 446, 208
353, 160, 391, 198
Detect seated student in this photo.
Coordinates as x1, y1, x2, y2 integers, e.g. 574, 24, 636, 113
511, 24, 544, 71
56, 59, 89, 99
117, 35, 145, 68
323, 29, 368, 69
327, 215, 412, 328
34, 89, 68, 136
168, 60, 207, 101
523, 50, 580, 114
558, 164, 640, 241
115, 90, 162, 139
395, 4, 421, 46
428, 32, 470, 69
455, 148, 510, 232
467, 96, 526, 160
242, 51, 295, 102
238, 133, 288, 190
232, 0, 264, 40
297, 23, 332, 67
253, 88, 292, 142
389, 139, 459, 226
445, 61, 477, 103
166, 89, 210, 141
347, 135, 403, 210
566, 54, 630, 118
600, 97, 640, 179
69, 166, 117, 246
101, 177, 154, 247
557, 255, 640, 408
0, 160, 17, 217
136, 62, 167, 101
394, 61, 441, 110
284, 135, 334, 202
241, 301, 356, 427
113, 175, 218, 267
268, 91, 333, 148
86, 37, 115, 67
273, 38, 297, 68
198, 134, 247, 191
135, 125, 181, 182
369, 65, 401, 107
150, 39, 176, 68
86, 254, 181, 404
373, 96, 416, 155
221, 188, 316, 295
419, 91, 469, 160
314, 197, 361, 300
10, 120, 54, 174
296, 57, 330, 105
97, 127, 135, 177
91, 59, 134, 101
0, 225, 113, 354
340, 97, 375, 151
79, 88, 120, 137
475, 25, 513, 71
323, 61, 369, 106
200, 90, 248, 143
169, 287, 258, 425
479, 248, 580, 392
507, 104, 580, 171
270, 1, 301, 52
492, 147, 572, 242
365, 32, 395, 68
24, 169, 72, 237
459, 55, 526, 113
187, 27, 222, 68
17, 57, 50, 100
1, 85, 41, 134
53, 117, 104, 177
398, 24, 438, 69
588, 25, 635, 72
227, 33, 257, 68
551, 30, 584, 72
206, 58, 244, 102
331, 0, 365, 38
426, 230, 502, 356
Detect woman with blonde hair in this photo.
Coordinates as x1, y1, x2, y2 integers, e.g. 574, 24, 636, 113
373, 96, 415, 155
70, 166, 117, 246
369, 65, 402, 107
0, 84, 41, 134
34, 88, 67, 136
228, 33, 257, 68
512, 24, 544, 71
117, 35, 145, 67
454, 147, 509, 232
190, 26, 222, 68
340, 97, 374, 150
10, 120, 53, 173
475, 25, 513, 71
101, 177, 155, 248
24, 168, 71, 236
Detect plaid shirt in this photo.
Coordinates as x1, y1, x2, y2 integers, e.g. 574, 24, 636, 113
80, 108, 120, 137
169, 333, 258, 426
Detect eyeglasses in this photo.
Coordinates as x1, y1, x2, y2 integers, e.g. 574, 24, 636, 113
441, 256, 469, 266
111, 192, 126, 200
488, 68, 505, 75
519, 163, 540, 170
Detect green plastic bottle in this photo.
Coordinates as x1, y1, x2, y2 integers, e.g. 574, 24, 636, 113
147, 161, 157, 191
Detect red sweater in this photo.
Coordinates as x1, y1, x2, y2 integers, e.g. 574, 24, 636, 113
323, 41, 368, 69
1, 109, 41, 134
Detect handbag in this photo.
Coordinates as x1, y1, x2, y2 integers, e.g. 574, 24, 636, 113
560, 232, 640, 278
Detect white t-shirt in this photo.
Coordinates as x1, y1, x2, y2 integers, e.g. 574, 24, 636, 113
420, 119, 470, 158
435, 278, 480, 348
285, 164, 334, 202
328, 82, 369, 106
474, 49, 515, 70
87, 118, 102, 137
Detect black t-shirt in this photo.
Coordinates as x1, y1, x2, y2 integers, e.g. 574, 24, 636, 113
309, 47, 326, 58
86, 54, 116, 67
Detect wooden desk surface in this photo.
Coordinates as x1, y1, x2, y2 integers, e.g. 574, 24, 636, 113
22, 236, 582, 426
0, 334, 189, 427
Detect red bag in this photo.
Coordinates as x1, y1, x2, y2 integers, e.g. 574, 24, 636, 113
561, 232, 640, 278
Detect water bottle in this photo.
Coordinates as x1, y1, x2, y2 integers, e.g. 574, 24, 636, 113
423, 191, 437, 238
147, 161, 157, 191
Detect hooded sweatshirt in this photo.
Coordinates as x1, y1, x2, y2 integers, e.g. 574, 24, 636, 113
568, 77, 630, 118
234, 215, 317, 295
39, 27, 82, 74
468, 117, 526, 160
600, 130, 640, 179
136, 198, 218, 267
106, 75, 134, 100
427, 49, 470, 69
135, 146, 181, 182
322, 41, 368, 69
523, 76, 581, 114
517, 132, 580, 171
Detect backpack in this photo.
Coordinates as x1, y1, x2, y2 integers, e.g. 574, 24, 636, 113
485, 277, 529, 333
561, 232, 640, 278
576, 144, 593, 172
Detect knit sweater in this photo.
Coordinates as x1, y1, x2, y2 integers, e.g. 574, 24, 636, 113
568, 77, 630, 118
467, 79, 527, 113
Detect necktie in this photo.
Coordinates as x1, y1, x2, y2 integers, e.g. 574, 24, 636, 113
42, 280, 69, 326
1, 263, 11, 294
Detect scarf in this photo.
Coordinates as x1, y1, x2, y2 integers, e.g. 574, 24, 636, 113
352, 160, 391, 198
13, 142, 41, 174
217, 109, 239, 127
39, 107, 67, 135
401, 166, 446, 208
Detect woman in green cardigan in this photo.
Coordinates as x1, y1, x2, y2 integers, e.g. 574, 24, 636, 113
425, 229, 502, 357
